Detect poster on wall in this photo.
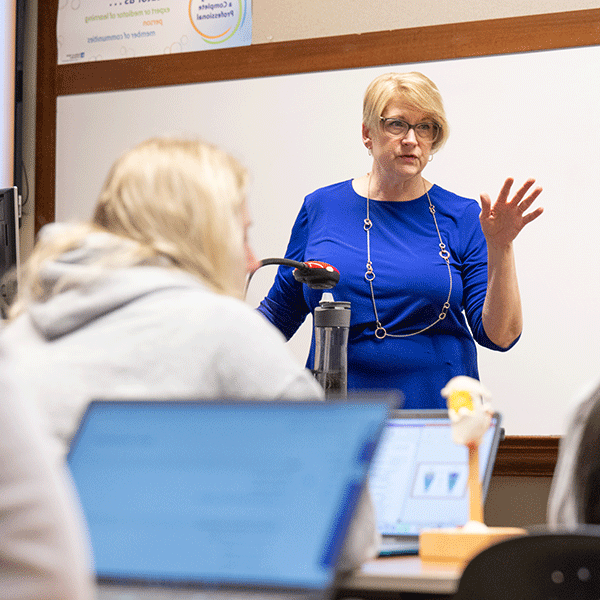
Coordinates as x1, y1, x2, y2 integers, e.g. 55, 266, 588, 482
57, 0, 252, 64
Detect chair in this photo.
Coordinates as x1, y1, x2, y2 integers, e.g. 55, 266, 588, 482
453, 527, 600, 600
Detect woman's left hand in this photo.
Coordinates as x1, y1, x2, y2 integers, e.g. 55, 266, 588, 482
479, 177, 544, 249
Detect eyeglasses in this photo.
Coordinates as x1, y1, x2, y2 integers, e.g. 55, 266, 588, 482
379, 117, 440, 142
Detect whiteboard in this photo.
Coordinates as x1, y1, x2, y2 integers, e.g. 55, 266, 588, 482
56, 44, 600, 435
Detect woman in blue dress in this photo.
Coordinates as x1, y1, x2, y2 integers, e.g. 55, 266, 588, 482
257, 72, 543, 408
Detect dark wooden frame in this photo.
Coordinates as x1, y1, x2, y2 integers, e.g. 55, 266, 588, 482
37, 4, 599, 475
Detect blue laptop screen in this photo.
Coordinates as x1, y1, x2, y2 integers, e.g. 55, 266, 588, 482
67, 400, 389, 591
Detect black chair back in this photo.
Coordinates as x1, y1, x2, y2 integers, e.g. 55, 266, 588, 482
454, 528, 600, 600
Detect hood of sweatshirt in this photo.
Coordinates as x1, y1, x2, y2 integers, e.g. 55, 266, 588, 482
27, 225, 203, 341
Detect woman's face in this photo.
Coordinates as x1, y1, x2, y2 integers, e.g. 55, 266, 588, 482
363, 99, 435, 183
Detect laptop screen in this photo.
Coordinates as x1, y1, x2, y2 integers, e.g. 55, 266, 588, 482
368, 410, 502, 535
66, 399, 391, 594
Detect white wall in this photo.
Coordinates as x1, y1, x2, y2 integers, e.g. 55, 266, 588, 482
251, 0, 600, 43
56, 44, 600, 436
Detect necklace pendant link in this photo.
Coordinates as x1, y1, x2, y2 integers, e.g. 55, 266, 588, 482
439, 301, 451, 320
364, 218, 372, 231
365, 262, 375, 281
375, 326, 387, 340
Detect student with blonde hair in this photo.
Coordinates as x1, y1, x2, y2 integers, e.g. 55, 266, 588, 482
1, 137, 324, 452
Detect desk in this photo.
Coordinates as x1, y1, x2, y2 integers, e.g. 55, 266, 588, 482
336, 556, 462, 599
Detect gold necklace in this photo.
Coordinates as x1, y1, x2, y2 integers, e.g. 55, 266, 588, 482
364, 174, 453, 339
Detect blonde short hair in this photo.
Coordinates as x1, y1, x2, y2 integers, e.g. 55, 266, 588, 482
362, 72, 449, 152
11, 137, 249, 317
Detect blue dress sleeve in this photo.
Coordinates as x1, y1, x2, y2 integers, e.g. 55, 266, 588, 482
256, 201, 312, 340
460, 202, 520, 352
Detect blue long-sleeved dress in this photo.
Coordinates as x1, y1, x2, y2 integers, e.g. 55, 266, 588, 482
257, 180, 518, 408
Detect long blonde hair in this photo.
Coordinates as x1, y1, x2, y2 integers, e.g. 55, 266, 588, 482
11, 137, 249, 317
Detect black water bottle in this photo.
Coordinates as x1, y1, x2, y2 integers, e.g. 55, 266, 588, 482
313, 293, 351, 399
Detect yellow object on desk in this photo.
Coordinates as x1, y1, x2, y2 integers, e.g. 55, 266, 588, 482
419, 526, 527, 567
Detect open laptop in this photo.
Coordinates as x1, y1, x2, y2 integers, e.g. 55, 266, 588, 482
368, 409, 503, 556
66, 398, 393, 600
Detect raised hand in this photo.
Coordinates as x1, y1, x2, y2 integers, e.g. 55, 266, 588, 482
479, 178, 544, 249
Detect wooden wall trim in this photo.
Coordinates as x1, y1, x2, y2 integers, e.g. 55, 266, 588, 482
494, 436, 560, 478
35, 0, 59, 233
56, 8, 600, 97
